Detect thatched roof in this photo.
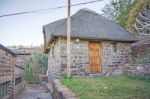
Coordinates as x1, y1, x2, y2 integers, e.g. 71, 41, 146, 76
0, 44, 16, 57
43, 8, 137, 48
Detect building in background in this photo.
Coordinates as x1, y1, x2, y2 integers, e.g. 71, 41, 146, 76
7, 45, 44, 69
7, 45, 43, 55
7, 45, 48, 84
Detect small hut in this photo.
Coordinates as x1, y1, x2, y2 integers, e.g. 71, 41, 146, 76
43, 8, 137, 79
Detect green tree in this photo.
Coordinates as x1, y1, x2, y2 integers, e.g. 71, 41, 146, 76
116, 0, 150, 33
102, 0, 134, 21
25, 64, 33, 82
25, 53, 48, 74
24, 52, 48, 83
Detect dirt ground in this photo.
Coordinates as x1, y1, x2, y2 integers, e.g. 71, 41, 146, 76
15, 84, 52, 99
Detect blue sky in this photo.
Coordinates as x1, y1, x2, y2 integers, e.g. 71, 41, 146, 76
0, 0, 109, 46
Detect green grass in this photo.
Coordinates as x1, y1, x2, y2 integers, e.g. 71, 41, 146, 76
61, 76, 150, 99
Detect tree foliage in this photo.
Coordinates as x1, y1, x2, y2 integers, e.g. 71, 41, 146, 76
103, 0, 150, 64
24, 52, 48, 83
116, 0, 150, 33
134, 6, 150, 35
26, 52, 48, 74
25, 64, 33, 81
102, 0, 134, 21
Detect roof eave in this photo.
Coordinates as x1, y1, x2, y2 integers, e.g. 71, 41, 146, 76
49, 35, 138, 43
0, 44, 17, 57
44, 34, 56, 53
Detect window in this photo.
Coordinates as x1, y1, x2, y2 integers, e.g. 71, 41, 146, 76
112, 43, 117, 53
15, 77, 22, 85
0, 81, 10, 97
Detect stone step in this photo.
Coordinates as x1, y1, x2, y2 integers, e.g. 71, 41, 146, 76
89, 73, 106, 77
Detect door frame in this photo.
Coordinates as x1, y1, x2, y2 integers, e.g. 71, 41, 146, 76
88, 41, 102, 73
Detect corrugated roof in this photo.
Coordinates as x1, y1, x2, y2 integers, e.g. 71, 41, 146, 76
43, 8, 138, 46
0, 44, 16, 57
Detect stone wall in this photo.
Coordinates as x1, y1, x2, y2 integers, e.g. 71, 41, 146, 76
0, 48, 14, 83
51, 79, 79, 99
0, 45, 16, 99
14, 81, 24, 96
48, 39, 61, 79
123, 64, 150, 76
48, 37, 133, 78
59, 37, 89, 76
14, 66, 24, 96
102, 41, 132, 75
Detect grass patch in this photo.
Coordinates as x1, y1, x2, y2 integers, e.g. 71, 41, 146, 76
61, 76, 150, 99
127, 75, 150, 82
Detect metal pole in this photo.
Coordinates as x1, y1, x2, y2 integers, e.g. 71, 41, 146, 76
67, 0, 71, 78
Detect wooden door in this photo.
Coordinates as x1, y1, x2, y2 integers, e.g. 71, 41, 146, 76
89, 42, 102, 73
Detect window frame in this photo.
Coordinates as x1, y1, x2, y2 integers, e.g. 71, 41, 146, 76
0, 81, 10, 97
15, 77, 22, 86
111, 43, 117, 53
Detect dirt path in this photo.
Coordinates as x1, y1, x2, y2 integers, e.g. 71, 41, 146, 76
15, 84, 52, 99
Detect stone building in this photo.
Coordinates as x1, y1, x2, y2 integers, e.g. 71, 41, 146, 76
43, 9, 137, 79
0, 44, 24, 99
0, 44, 16, 99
